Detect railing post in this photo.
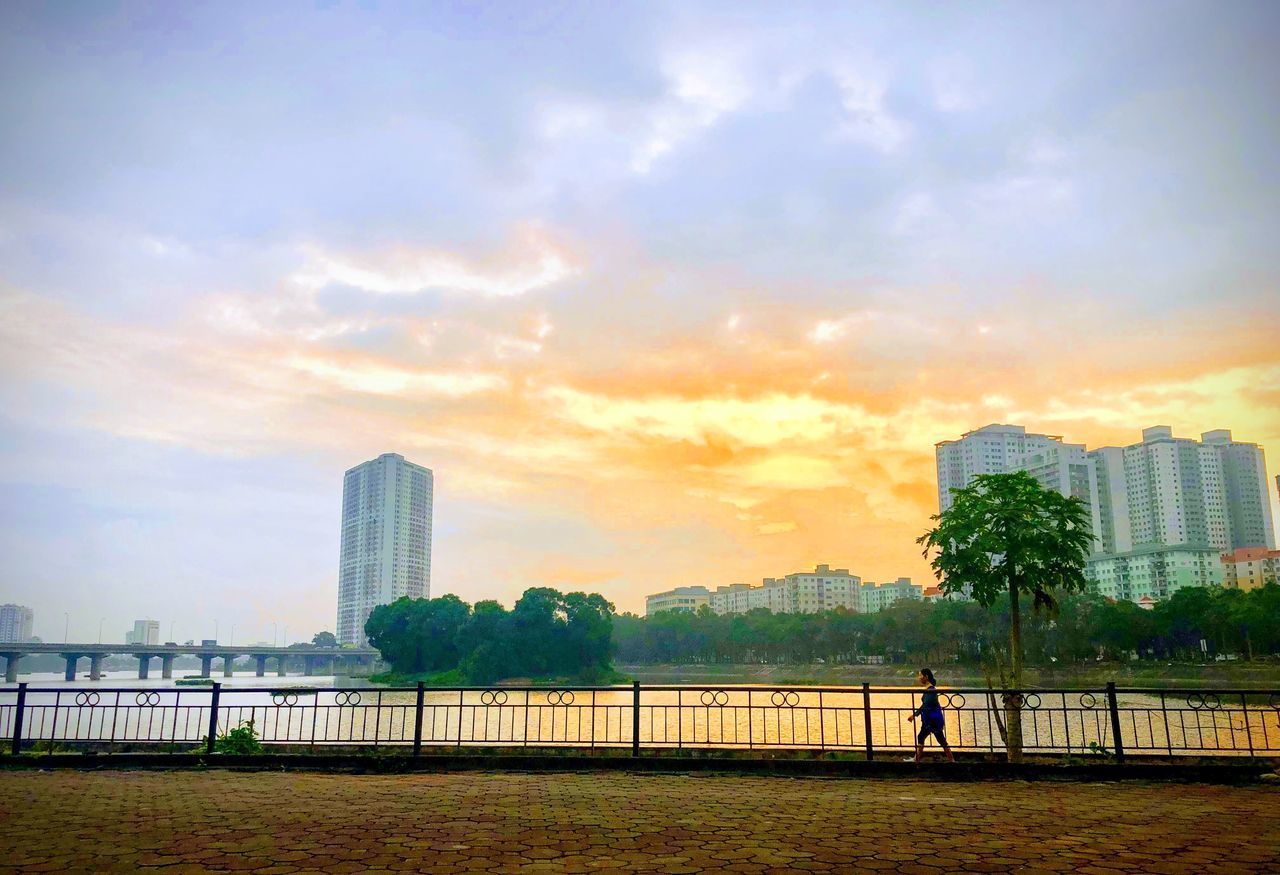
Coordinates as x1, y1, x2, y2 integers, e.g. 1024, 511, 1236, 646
862, 682, 874, 761
1106, 681, 1124, 763
11, 682, 27, 755
413, 682, 425, 756
631, 681, 641, 757
205, 682, 221, 755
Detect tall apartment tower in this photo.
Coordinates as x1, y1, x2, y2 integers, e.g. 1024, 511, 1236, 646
125, 619, 159, 646
1091, 427, 1275, 554
935, 424, 1103, 550
337, 453, 433, 647
0, 604, 34, 643
935, 424, 1064, 512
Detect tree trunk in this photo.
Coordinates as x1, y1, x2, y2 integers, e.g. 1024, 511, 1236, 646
1005, 580, 1024, 763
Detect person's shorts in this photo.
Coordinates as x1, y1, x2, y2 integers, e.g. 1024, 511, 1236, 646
917, 715, 947, 746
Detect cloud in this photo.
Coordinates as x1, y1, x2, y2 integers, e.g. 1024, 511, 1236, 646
293, 225, 581, 298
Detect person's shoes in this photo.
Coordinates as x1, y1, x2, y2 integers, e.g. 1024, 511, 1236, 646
902, 757, 916, 762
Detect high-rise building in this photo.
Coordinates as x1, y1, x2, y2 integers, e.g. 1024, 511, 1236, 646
337, 453, 433, 647
935, 424, 1103, 551
0, 604, 34, 643
934, 424, 1064, 513
125, 619, 159, 646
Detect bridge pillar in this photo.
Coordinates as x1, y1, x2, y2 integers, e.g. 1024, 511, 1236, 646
303, 656, 315, 677
89, 654, 104, 681
222, 655, 234, 677
161, 655, 175, 679
63, 653, 81, 681
255, 655, 267, 677
276, 655, 287, 677
199, 655, 213, 678
137, 654, 151, 679
3, 653, 20, 683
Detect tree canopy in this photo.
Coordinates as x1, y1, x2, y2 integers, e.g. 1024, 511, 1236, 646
364, 588, 616, 684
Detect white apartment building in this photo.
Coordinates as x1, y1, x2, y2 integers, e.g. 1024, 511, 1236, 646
337, 453, 434, 647
647, 566, 923, 617
0, 604, 34, 643
1087, 546, 1223, 603
936, 424, 1104, 551
125, 619, 159, 646
935, 425, 1065, 513
645, 586, 712, 616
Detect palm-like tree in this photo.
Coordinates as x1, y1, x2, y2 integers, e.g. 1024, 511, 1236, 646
918, 471, 1093, 761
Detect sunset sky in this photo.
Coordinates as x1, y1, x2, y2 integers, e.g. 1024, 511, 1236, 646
2, 1, 1278, 644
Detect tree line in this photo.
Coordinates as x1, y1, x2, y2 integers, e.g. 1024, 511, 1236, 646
616, 583, 1280, 666
364, 588, 614, 684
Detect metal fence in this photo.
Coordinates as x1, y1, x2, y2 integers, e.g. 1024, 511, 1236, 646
3, 682, 1279, 758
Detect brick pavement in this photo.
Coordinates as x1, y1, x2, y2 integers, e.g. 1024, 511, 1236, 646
0, 769, 1276, 873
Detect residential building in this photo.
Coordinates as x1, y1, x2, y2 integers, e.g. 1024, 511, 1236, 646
0, 604, 34, 643
649, 565, 923, 617
935, 424, 1065, 513
1089, 446, 1133, 554
645, 586, 712, 616
125, 619, 159, 646
1011, 441, 1103, 547
1086, 546, 1223, 603
859, 577, 924, 613
1220, 547, 1280, 591
337, 453, 434, 647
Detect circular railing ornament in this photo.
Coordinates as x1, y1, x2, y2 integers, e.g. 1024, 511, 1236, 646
1079, 693, 1098, 709
1187, 693, 1205, 710
273, 692, 299, 707
1023, 693, 1042, 710
480, 690, 508, 706
335, 691, 361, 707
75, 691, 100, 707
135, 692, 161, 707
1202, 692, 1221, 711
699, 690, 729, 707
948, 693, 966, 709
1269, 693, 1280, 711
547, 690, 575, 706
770, 691, 800, 708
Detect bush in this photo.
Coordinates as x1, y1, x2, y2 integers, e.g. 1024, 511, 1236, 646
213, 719, 263, 755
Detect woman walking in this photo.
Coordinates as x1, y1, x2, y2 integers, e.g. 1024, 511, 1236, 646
908, 668, 955, 763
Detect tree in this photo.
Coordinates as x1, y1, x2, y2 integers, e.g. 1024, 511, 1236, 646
917, 471, 1093, 762
365, 594, 472, 674
311, 631, 338, 648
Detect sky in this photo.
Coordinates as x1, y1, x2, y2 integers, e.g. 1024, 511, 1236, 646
1, 1, 1278, 645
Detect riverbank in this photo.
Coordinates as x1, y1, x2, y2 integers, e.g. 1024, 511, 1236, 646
618, 662, 1280, 687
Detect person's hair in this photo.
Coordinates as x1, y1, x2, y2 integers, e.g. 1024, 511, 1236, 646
919, 667, 936, 686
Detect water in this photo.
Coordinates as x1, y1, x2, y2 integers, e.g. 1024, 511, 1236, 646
2, 682, 1277, 756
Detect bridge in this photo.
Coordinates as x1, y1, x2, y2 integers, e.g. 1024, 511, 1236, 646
0, 642, 381, 682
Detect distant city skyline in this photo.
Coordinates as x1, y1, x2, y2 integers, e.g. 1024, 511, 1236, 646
1, 3, 1277, 638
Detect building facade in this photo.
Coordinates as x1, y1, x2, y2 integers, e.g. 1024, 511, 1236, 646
337, 453, 434, 647
1086, 546, 1223, 603
0, 604, 34, 643
1220, 547, 1280, 591
647, 566, 922, 617
935, 424, 1065, 513
645, 586, 712, 616
125, 619, 159, 646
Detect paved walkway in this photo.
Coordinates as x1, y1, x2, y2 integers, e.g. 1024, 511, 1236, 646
0, 769, 1276, 873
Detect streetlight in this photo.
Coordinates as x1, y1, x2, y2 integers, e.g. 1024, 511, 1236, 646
283, 625, 288, 647
214, 620, 219, 644
98, 618, 104, 644
273, 622, 278, 647
169, 620, 175, 642
230, 624, 235, 647
64, 612, 69, 644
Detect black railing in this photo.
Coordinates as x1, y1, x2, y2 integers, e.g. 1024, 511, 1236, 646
3, 682, 1278, 758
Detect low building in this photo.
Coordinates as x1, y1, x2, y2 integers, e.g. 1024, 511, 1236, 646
1221, 547, 1280, 591
645, 586, 712, 616
860, 578, 923, 612
648, 565, 922, 617
1086, 546, 1223, 604
0, 604, 34, 643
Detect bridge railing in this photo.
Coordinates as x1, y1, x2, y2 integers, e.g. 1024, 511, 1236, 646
3, 682, 1278, 758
